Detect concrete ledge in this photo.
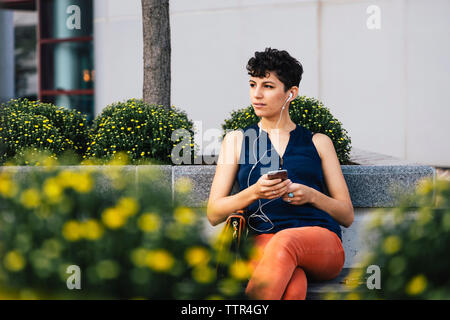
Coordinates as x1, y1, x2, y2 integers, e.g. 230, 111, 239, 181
174, 164, 435, 208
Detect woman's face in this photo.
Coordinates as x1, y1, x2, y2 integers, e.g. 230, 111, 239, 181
249, 71, 289, 118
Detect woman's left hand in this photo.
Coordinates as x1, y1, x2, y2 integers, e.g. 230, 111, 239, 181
281, 182, 316, 205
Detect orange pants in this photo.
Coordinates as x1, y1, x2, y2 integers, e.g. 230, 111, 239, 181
245, 226, 345, 300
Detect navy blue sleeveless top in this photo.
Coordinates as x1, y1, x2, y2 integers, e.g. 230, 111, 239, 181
236, 122, 342, 241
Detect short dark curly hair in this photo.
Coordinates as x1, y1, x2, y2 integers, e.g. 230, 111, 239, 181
246, 48, 303, 92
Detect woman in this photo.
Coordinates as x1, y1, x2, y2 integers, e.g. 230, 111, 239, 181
207, 48, 354, 300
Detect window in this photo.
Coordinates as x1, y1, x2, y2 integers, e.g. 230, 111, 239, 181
38, 0, 94, 122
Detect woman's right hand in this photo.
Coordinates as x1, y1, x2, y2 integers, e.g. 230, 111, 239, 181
251, 174, 292, 200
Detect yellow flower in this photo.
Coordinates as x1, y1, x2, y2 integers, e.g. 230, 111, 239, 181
417, 207, 432, 225
416, 178, 433, 196
43, 157, 57, 167
185, 246, 210, 266
96, 260, 120, 279
62, 220, 82, 241
367, 209, 387, 230
174, 206, 197, 225
20, 188, 41, 209
130, 248, 149, 267
192, 265, 216, 284
4, 250, 26, 272
345, 293, 361, 300
0, 173, 18, 198
80, 219, 104, 240
406, 274, 427, 296
175, 177, 193, 194
102, 207, 126, 229
56, 170, 74, 188
43, 177, 63, 202
146, 249, 175, 272
229, 260, 251, 280
116, 197, 139, 217
382, 235, 402, 255
71, 172, 93, 193
137, 213, 161, 233
344, 268, 364, 289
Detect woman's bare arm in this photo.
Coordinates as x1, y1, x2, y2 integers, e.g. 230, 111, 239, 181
206, 130, 258, 226
310, 133, 354, 228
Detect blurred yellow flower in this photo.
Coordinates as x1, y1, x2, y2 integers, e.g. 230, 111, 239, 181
174, 206, 197, 225
42, 238, 62, 259
175, 177, 193, 194
345, 292, 361, 300
417, 178, 434, 196
382, 235, 402, 255
442, 212, 450, 231
56, 170, 75, 188
19, 289, 39, 300
116, 197, 139, 217
43, 156, 57, 167
0, 173, 18, 198
71, 172, 93, 193
43, 177, 63, 202
137, 213, 161, 233
406, 274, 427, 296
344, 268, 364, 289
145, 249, 175, 272
185, 246, 210, 266
102, 207, 126, 229
108, 151, 130, 165
20, 188, 41, 209
218, 278, 241, 297
229, 260, 251, 280
62, 220, 82, 241
192, 265, 216, 284
323, 292, 339, 300
130, 248, 150, 267
365, 209, 384, 231
81, 219, 104, 240
3, 250, 26, 272
96, 260, 120, 279
417, 207, 432, 225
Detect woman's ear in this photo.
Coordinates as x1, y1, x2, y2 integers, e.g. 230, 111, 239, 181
289, 87, 299, 101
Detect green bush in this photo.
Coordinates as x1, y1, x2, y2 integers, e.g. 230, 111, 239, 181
221, 96, 352, 164
0, 153, 253, 299
86, 99, 197, 165
0, 99, 89, 165
332, 177, 450, 300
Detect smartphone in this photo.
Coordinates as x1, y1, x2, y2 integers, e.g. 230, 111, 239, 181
267, 169, 288, 181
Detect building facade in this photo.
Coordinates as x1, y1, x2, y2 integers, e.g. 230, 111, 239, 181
1, 0, 94, 121
1, 0, 450, 166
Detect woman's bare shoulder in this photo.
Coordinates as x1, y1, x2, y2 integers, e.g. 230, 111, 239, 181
311, 132, 334, 159
221, 129, 244, 164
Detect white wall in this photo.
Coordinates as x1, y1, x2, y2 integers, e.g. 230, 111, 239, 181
94, 0, 143, 116
94, 0, 450, 167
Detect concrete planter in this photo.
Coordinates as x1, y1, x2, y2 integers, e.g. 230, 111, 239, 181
0, 147, 435, 269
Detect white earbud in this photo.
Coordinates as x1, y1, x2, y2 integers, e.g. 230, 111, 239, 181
282, 92, 293, 110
